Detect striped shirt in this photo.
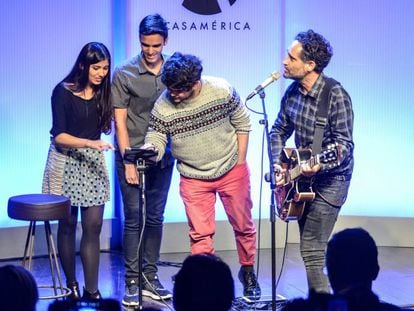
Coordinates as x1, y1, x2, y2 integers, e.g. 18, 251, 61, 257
270, 73, 354, 176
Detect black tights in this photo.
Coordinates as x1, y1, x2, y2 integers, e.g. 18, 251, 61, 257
57, 205, 104, 293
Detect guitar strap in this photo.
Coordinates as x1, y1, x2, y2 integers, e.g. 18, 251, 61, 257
311, 77, 338, 155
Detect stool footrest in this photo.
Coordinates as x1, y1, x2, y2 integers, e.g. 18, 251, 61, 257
37, 285, 71, 300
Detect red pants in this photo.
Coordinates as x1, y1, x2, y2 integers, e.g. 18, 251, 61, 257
179, 163, 256, 265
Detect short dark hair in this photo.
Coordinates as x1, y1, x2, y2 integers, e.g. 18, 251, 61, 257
161, 52, 203, 90
326, 228, 379, 292
295, 29, 333, 73
173, 254, 234, 311
139, 13, 168, 39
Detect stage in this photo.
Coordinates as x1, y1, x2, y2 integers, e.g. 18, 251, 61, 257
2, 244, 413, 310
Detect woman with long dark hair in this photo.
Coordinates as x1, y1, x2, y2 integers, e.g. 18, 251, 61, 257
42, 42, 113, 299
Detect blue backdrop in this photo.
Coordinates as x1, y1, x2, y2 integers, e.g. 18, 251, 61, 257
1, 0, 413, 228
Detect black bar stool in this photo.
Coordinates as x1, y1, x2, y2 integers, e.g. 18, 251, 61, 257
8, 194, 72, 299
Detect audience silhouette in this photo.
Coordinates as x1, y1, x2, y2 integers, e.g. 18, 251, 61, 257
326, 227, 402, 310
0, 264, 38, 311
173, 253, 235, 311
283, 227, 404, 311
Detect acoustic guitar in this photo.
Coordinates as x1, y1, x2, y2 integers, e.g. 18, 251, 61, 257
275, 143, 341, 221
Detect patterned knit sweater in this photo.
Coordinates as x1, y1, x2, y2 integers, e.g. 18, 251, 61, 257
145, 76, 251, 179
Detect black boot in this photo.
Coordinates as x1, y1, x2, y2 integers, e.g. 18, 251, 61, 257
66, 281, 81, 300
82, 287, 102, 300
238, 266, 261, 300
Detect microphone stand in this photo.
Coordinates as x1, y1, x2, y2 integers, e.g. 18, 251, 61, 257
136, 157, 147, 310
257, 89, 281, 311
123, 148, 158, 310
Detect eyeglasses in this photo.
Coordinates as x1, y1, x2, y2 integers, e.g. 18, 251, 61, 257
167, 86, 193, 96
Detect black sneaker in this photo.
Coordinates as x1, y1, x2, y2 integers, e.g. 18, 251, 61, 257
238, 267, 261, 301
142, 275, 172, 300
122, 279, 139, 307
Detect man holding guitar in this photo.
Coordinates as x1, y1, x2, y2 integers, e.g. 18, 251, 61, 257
270, 30, 354, 294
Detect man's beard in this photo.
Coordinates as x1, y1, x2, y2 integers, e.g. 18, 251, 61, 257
167, 89, 195, 104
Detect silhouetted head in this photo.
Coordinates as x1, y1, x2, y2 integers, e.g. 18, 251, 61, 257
173, 253, 235, 311
0, 265, 38, 311
326, 228, 380, 293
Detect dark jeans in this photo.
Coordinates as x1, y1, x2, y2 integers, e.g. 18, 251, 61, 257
115, 151, 174, 283
298, 175, 351, 293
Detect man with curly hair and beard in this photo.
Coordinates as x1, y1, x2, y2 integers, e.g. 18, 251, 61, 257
144, 52, 261, 301
270, 30, 354, 294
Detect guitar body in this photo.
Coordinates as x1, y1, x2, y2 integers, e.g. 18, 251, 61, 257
275, 143, 341, 222
276, 148, 314, 221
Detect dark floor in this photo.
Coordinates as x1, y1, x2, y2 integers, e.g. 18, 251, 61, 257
2, 245, 414, 310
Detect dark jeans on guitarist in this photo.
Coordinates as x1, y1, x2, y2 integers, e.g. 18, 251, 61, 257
298, 174, 351, 293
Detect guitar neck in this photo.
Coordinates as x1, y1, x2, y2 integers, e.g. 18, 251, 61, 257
285, 143, 339, 182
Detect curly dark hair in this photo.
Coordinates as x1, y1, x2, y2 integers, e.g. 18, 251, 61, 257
161, 52, 203, 90
295, 30, 333, 73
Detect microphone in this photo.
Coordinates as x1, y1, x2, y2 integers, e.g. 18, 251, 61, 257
246, 71, 281, 101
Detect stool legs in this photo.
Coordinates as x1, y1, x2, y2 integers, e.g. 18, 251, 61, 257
22, 221, 36, 270
44, 221, 66, 298
22, 221, 70, 299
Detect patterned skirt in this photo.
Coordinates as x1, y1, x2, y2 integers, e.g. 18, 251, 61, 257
42, 142, 110, 207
